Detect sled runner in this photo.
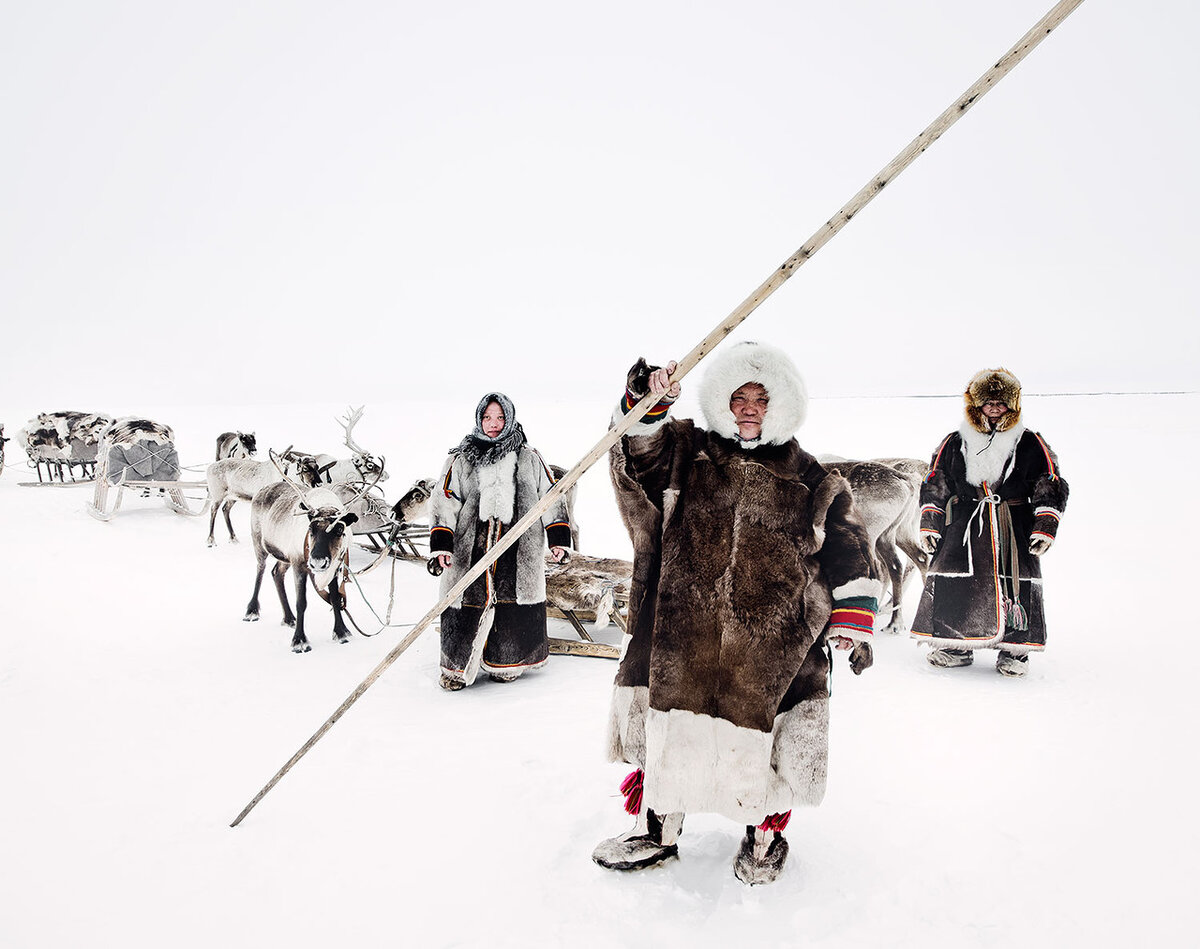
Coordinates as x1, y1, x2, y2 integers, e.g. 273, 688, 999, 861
86, 418, 210, 522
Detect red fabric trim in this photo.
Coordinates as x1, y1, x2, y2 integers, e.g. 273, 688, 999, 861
620, 769, 644, 816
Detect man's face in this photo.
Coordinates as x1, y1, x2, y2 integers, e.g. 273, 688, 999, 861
481, 402, 506, 438
729, 383, 769, 440
981, 400, 1009, 425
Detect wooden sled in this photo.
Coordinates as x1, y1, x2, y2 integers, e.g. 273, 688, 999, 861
87, 473, 211, 522
357, 523, 431, 560
545, 553, 632, 660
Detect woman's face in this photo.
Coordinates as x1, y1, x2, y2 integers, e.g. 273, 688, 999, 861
481, 402, 506, 438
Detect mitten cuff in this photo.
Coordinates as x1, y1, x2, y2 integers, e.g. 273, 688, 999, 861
1032, 506, 1061, 541
429, 525, 454, 554
828, 590, 878, 642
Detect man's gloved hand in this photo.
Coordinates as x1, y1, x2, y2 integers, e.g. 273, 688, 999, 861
626, 358, 655, 399
849, 641, 874, 675
920, 532, 940, 555
1029, 535, 1053, 556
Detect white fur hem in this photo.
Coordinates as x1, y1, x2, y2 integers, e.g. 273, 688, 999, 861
643, 702, 827, 822
606, 684, 649, 766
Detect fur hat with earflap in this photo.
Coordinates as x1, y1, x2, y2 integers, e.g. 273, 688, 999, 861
697, 341, 808, 448
964, 368, 1022, 433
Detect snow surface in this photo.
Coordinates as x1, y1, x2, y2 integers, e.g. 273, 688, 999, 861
2, 393, 1196, 948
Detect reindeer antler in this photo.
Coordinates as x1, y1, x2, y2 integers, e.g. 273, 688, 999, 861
270, 446, 311, 504
340, 455, 386, 509
338, 405, 368, 456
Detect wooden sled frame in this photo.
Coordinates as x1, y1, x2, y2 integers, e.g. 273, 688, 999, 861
86, 440, 210, 522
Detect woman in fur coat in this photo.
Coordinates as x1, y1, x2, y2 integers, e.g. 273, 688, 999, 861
911, 368, 1068, 676
429, 392, 571, 691
593, 342, 880, 886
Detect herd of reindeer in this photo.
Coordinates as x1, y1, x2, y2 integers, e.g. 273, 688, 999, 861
3, 408, 931, 653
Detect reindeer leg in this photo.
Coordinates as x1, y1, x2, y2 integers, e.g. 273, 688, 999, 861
329, 576, 351, 644
291, 569, 311, 653
207, 494, 222, 547
273, 561, 296, 627
244, 549, 267, 621
222, 499, 239, 542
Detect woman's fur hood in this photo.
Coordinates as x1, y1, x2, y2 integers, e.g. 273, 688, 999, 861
964, 368, 1022, 434
697, 341, 808, 448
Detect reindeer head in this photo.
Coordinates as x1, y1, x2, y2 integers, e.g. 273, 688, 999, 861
300, 502, 359, 576
238, 432, 258, 457
339, 405, 389, 483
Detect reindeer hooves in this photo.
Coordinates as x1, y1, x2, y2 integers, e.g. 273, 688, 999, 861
334, 631, 352, 645
291, 640, 312, 654
243, 612, 259, 622
281, 618, 296, 628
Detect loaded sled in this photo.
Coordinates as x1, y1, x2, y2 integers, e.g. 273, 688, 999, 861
87, 418, 209, 521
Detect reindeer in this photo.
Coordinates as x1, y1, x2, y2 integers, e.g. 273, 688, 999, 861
215, 431, 257, 461
205, 451, 320, 546
242, 452, 376, 653
0, 424, 8, 475
821, 456, 929, 635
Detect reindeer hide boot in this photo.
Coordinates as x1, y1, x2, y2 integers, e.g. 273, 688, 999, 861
592, 808, 683, 871
927, 647, 973, 668
733, 826, 790, 886
996, 651, 1029, 677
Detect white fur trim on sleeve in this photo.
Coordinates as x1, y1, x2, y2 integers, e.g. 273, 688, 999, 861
831, 577, 882, 602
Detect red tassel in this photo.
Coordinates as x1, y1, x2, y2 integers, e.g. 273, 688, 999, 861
757, 810, 791, 832
620, 769, 644, 815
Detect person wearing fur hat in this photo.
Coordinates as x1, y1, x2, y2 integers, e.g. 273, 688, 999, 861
592, 341, 880, 886
429, 392, 572, 691
911, 368, 1068, 676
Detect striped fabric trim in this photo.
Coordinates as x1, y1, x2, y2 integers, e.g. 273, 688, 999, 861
441, 466, 455, 499
430, 525, 454, 539
1031, 530, 1055, 541
623, 388, 676, 418
545, 520, 570, 532
925, 434, 954, 482
920, 528, 941, 536
829, 607, 875, 633
921, 504, 944, 517
1034, 507, 1061, 522
1032, 432, 1059, 480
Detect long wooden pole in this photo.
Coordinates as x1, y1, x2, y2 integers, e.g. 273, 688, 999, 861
230, 0, 1085, 827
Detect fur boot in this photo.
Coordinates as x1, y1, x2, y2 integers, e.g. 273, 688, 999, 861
592, 809, 684, 871
733, 826, 790, 885
927, 648, 973, 668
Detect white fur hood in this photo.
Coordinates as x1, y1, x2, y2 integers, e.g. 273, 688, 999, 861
697, 341, 807, 447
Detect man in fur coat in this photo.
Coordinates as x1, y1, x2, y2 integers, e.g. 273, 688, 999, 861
593, 341, 880, 886
911, 368, 1068, 676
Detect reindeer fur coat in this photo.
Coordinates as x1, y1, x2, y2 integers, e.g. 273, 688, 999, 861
606, 343, 878, 824
430, 441, 571, 683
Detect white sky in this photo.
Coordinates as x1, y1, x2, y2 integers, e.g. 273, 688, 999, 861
3, 1, 1197, 414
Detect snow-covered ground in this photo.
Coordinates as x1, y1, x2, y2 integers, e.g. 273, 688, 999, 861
2, 393, 1196, 948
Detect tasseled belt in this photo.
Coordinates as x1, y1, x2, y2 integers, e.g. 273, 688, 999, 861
956, 488, 1029, 631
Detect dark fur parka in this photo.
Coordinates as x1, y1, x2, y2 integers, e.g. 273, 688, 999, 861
607, 417, 876, 823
